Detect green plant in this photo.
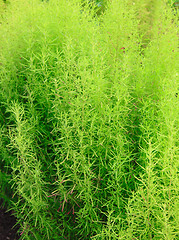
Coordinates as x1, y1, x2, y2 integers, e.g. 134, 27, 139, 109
0, 0, 178, 239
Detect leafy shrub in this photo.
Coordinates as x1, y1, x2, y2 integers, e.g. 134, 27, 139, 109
0, 0, 178, 239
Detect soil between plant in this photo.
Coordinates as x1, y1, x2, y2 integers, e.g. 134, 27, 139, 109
0, 200, 20, 240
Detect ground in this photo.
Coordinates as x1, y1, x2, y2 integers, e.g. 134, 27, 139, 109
0, 200, 20, 240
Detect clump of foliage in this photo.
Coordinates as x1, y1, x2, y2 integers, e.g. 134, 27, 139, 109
0, 0, 178, 239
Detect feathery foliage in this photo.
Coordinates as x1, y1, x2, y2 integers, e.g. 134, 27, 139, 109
0, 0, 178, 239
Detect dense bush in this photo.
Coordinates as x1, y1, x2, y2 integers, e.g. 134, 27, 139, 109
0, 0, 178, 239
